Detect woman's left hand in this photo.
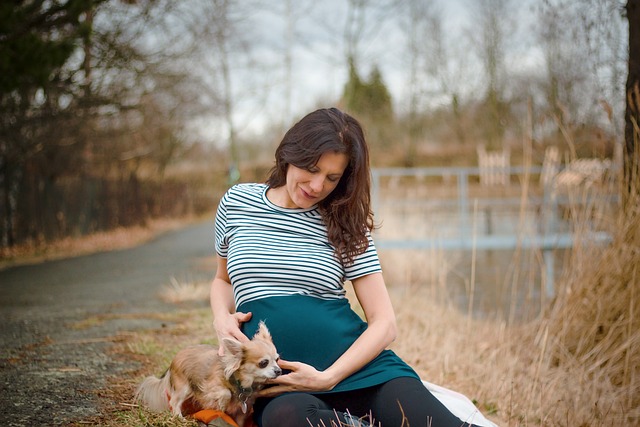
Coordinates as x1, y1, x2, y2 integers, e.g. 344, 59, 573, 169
256, 359, 335, 398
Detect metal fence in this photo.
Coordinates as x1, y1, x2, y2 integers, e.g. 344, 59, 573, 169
371, 166, 615, 296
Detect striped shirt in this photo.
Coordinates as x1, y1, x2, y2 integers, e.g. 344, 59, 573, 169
214, 183, 382, 307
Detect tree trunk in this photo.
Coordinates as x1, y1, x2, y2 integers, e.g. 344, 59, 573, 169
624, 0, 640, 203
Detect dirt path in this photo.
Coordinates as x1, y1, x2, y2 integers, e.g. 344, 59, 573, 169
0, 221, 216, 426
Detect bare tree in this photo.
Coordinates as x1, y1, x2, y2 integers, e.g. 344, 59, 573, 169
398, 0, 443, 162
537, 2, 583, 150
283, 0, 295, 124
185, 0, 279, 183
212, 0, 241, 183
536, 0, 627, 157
625, 0, 639, 200
299, 0, 399, 87
254, 0, 316, 127
583, 0, 627, 135
0, 0, 208, 246
473, 0, 515, 149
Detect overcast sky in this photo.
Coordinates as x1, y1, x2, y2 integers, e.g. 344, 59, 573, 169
187, 0, 624, 146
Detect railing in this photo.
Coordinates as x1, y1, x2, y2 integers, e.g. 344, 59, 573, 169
371, 166, 614, 297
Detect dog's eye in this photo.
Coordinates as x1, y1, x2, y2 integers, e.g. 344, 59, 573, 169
258, 359, 269, 369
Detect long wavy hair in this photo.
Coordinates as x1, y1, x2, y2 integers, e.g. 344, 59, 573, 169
266, 108, 375, 265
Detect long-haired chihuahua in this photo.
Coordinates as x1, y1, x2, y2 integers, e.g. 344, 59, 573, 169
135, 322, 281, 423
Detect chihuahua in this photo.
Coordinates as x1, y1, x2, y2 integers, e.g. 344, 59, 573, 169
135, 321, 281, 423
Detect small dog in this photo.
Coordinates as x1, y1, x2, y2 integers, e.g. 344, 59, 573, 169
135, 322, 281, 423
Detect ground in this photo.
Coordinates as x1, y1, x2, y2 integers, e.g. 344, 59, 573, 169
0, 220, 215, 426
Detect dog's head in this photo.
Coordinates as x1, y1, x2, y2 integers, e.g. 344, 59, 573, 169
221, 321, 282, 385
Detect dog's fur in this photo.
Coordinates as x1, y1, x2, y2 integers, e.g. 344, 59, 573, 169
135, 322, 281, 423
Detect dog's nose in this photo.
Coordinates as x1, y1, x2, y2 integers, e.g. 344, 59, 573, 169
274, 366, 282, 376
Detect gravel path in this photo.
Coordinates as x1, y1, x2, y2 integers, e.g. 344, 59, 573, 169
0, 221, 216, 426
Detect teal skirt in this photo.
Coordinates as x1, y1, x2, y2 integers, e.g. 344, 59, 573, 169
238, 294, 418, 393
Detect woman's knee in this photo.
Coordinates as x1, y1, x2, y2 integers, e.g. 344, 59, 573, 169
260, 393, 329, 427
372, 377, 475, 427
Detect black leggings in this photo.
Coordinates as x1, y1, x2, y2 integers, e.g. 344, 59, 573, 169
255, 377, 482, 427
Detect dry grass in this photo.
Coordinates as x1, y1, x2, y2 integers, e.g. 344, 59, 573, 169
0, 217, 198, 270
531, 192, 640, 424
160, 277, 211, 303
77, 182, 638, 426
21, 161, 637, 427
382, 179, 639, 425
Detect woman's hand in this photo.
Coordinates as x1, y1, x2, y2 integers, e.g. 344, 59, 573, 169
213, 311, 252, 355
256, 359, 337, 398
211, 255, 252, 355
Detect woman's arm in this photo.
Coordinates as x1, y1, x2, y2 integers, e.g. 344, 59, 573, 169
259, 272, 396, 395
210, 255, 252, 345
322, 272, 397, 385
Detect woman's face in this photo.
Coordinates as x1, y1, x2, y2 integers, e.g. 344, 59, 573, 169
283, 151, 349, 209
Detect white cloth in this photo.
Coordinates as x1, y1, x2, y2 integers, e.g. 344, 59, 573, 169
422, 380, 499, 427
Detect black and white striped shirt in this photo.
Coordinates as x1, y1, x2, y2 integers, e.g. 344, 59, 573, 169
215, 183, 382, 307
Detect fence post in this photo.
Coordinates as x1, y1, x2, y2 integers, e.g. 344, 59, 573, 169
457, 169, 470, 234
543, 249, 555, 298
371, 170, 380, 218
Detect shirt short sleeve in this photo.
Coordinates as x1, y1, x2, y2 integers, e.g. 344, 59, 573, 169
214, 190, 230, 257
343, 232, 382, 281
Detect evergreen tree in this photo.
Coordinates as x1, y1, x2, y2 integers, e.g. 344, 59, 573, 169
341, 58, 395, 153
366, 65, 393, 121
343, 57, 367, 114
342, 59, 393, 121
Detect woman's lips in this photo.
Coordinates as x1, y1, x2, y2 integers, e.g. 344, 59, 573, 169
300, 188, 317, 201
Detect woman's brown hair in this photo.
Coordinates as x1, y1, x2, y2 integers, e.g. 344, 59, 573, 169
266, 108, 375, 265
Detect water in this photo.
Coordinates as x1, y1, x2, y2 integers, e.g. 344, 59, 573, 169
371, 166, 614, 322
374, 205, 569, 322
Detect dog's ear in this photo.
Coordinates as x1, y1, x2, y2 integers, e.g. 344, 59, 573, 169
221, 338, 244, 379
254, 321, 272, 342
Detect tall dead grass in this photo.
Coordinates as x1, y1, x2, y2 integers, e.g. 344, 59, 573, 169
123, 199, 637, 426
380, 162, 639, 426
117, 157, 639, 427
535, 178, 640, 423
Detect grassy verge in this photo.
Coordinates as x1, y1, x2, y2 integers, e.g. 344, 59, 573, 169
0, 216, 207, 270
107, 222, 637, 426
83, 304, 214, 427
24, 180, 637, 426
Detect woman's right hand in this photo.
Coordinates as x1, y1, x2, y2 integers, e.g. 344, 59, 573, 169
213, 311, 252, 355
211, 255, 252, 355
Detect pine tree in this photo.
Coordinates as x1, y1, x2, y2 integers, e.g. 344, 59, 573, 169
342, 59, 393, 121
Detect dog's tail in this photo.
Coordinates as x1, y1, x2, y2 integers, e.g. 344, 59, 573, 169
135, 369, 171, 412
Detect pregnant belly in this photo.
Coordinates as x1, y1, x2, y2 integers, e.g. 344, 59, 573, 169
239, 294, 367, 370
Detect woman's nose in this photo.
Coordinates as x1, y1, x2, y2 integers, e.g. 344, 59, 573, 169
309, 176, 324, 193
